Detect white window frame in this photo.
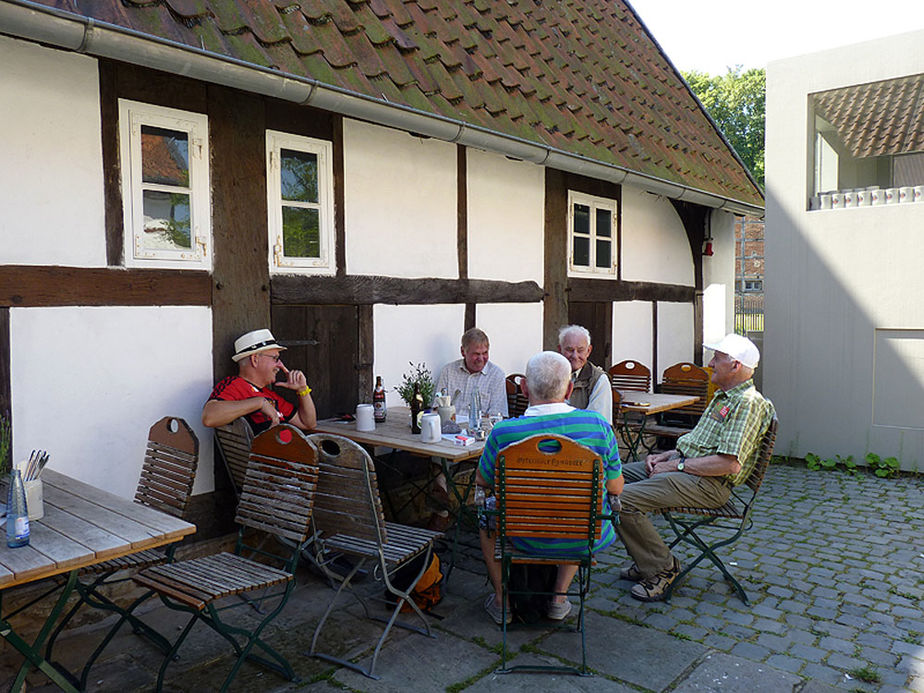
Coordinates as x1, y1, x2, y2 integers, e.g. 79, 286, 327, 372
266, 130, 335, 275
567, 190, 617, 276
118, 99, 211, 270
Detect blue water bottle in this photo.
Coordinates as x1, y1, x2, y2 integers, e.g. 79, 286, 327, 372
7, 468, 30, 548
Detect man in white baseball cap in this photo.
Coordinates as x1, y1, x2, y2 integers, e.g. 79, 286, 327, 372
202, 328, 317, 433
614, 333, 774, 602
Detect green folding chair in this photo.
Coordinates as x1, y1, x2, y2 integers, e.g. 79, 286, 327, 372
133, 424, 319, 692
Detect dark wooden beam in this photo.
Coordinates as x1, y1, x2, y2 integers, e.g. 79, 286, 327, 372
0, 266, 211, 307
543, 169, 569, 350
333, 116, 346, 278
567, 278, 695, 304
271, 275, 543, 305
457, 145, 468, 281
99, 60, 122, 266
0, 308, 10, 439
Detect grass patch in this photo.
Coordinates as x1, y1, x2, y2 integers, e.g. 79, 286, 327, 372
902, 631, 921, 644
847, 666, 881, 684
471, 635, 503, 655
671, 631, 692, 641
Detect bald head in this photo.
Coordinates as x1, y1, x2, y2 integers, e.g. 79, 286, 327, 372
525, 351, 572, 403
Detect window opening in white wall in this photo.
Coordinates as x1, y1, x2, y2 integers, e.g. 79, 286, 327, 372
118, 99, 210, 268
568, 191, 617, 275
810, 74, 924, 210
266, 130, 334, 274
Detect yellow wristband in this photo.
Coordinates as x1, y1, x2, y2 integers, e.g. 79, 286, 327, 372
297, 386, 312, 397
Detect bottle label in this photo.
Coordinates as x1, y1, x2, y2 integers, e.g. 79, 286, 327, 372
14, 516, 28, 539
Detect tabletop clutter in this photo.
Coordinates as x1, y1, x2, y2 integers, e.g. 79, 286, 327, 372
5, 449, 49, 549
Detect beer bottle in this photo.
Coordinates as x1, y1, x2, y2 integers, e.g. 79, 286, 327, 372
373, 375, 387, 422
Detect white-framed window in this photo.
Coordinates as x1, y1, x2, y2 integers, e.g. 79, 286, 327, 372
568, 191, 617, 275
266, 130, 335, 274
118, 99, 210, 269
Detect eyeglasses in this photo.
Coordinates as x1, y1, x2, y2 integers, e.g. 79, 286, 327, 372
259, 352, 283, 363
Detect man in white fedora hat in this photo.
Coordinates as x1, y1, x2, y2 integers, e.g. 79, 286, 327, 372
615, 333, 774, 602
202, 328, 317, 433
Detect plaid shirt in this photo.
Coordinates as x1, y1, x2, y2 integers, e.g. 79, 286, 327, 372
677, 379, 775, 486
435, 359, 508, 417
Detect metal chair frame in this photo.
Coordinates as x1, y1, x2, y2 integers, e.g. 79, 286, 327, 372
308, 433, 442, 680
44, 416, 199, 690
133, 424, 319, 692
661, 417, 778, 605
489, 434, 610, 676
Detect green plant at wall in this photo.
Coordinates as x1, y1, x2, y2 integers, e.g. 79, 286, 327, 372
395, 362, 435, 408
0, 416, 10, 476
865, 453, 899, 479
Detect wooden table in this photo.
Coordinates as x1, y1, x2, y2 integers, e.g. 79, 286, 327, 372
614, 391, 700, 461
315, 407, 485, 579
0, 469, 197, 691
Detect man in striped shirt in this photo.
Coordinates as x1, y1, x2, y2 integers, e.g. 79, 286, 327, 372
476, 351, 624, 624
617, 334, 775, 602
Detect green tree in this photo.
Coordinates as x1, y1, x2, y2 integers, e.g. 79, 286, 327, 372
683, 66, 765, 189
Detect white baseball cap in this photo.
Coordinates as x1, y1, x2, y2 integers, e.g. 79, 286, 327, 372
232, 329, 286, 362
704, 334, 760, 369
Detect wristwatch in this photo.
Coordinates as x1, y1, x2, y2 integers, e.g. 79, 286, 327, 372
676, 453, 686, 472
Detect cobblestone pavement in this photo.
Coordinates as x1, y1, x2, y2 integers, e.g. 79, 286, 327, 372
3, 464, 922, 692
584, 464, 924, 692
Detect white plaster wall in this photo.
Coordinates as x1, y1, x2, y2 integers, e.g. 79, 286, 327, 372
343, 120, 458, 278
466, 149, 544, 283
765, 29, 924, 469
620, 186, 694, 286
373, 304, 465, 408
10, 306, 215, 498
612, 301, 654, 374
0, 36, 106, 266
475, 303, 543, 376
657, 302, 695, 377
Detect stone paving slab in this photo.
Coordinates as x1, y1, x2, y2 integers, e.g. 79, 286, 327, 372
671, 653, 801, 691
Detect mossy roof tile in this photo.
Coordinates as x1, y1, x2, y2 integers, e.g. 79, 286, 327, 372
35, 0, 761, 205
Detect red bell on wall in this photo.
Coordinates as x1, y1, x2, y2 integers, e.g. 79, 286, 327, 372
703, 240, 714, 256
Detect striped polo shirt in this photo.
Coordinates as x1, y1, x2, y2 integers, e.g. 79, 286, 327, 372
478, 404, 621, 556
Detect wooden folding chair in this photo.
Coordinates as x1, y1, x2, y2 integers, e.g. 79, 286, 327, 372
215, 416, 254, 499
133, 424, 319, 692
308, 433, 442, 680
505, 373, 529, 417
45, 416, 198, 689
608, 359, 651, 393
645, 362, 710, 445
661, 417, 778, 605
491, 434, 609, 676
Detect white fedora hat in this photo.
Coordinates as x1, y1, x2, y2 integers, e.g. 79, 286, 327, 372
232, 329, 286, 362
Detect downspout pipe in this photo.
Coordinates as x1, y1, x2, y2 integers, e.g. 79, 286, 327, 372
0, 0, 764, 218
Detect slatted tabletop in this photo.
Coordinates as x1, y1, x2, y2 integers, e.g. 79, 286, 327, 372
0, 469, 196, 589
616, 392, 700, 415
314, 406, 485, 463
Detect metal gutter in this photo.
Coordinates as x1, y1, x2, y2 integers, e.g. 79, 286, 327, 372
0, 0, 764, 218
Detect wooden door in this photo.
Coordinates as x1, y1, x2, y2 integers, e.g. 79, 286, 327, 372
567, 301, 612, 368
271, 305, 364, 420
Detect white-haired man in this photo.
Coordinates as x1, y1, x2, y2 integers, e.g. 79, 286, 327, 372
616, 334, 775, 602
202, 328, 317, 433
475, 351, 624, 625
558, 325, 612, 422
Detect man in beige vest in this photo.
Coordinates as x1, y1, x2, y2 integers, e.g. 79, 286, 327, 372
558, 325, 611, 422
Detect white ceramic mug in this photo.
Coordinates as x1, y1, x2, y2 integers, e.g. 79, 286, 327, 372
900, 187, 914, 203
856, 190, 872, 207
356, 403, 375, 432
871, 189, 885, 206
886, 188, 899, 204
843, 191, 856, 208
914, 185, 924, 202
831, 192, 844, 209
819, 194, 833, 209
420, 413, 441, 443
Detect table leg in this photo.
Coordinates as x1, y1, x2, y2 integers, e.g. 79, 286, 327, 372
435, 456, 477, 585
3, 570, 80, 692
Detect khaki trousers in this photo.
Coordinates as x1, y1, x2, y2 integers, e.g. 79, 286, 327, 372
617, 461, 730, 577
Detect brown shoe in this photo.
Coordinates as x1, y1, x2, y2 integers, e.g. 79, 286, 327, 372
630, 557, 681, 602
619, 562, 643, 582
427, 512, 452, 533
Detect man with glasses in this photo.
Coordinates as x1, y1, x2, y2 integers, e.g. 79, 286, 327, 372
558, 325, 611, 422
202, 328, 317, 433
615, 334, 775, 602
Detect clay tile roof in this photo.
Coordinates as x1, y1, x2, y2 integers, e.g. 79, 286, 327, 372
33, 0, 762, 207
813, 74, 924, 159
